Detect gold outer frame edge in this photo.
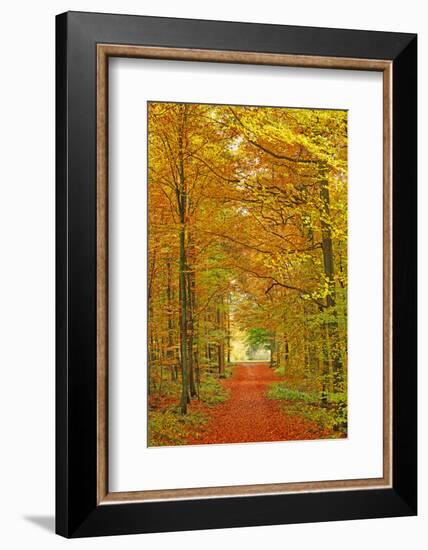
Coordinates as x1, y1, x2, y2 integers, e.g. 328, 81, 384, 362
96, 44, 393, 505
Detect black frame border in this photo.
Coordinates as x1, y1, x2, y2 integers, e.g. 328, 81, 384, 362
56, 11, 417, 538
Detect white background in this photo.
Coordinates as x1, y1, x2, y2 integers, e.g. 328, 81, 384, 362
110, 59, 383, 492
0, 1, 425, 548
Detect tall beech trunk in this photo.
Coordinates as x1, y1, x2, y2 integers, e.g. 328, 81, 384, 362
270, 332, 276, 368
178, 226, 189, 413
166, 261, 177, 381
284, 338, 289, 364
226, 295, 231, 364
187, 268, 197, 397
147, 246, 158, 397
178, 105, 189, 414
320, 330, 330, 406
319, 165, 343, 391
192, 274, 200, 398
217, 296, 225, 377
276, 337, 282, 371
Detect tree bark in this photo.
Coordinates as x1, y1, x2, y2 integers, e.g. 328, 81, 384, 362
178, 105, 189, 414
319, 165, 343, 392
226, 295, 231, 364
217, 296, 225, 377
187, 268, 197, 397
166, 261, 177, 381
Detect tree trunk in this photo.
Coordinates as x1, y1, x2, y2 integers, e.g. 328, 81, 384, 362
319, 166, 343, 391
217, 296, 225, 377
178, 226, 189, 413
270, 332, 276, 368
166, 261, 177, 382
284, 338, 289, 363
226, 295, 231, 364
187, 268, 197, 397
178, 105, 189, 414
276, 338, 281, 371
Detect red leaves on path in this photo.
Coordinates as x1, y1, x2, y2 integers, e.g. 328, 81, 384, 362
188, 363, 331, 445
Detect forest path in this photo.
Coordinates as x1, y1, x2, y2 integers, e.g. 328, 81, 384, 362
188, 362, 330, 445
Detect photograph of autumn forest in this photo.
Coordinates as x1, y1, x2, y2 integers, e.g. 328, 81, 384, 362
148, 101, 348, 447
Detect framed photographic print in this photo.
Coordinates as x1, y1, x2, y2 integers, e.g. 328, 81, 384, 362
56, 11, 417, 537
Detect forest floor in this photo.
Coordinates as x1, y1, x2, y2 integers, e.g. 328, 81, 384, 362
187, 362, 333, 445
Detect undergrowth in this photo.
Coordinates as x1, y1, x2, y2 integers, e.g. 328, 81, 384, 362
148, 373, 230, 446
267, 381, 347, 436
148, 407, 208, 446
199, 374, 230, 405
